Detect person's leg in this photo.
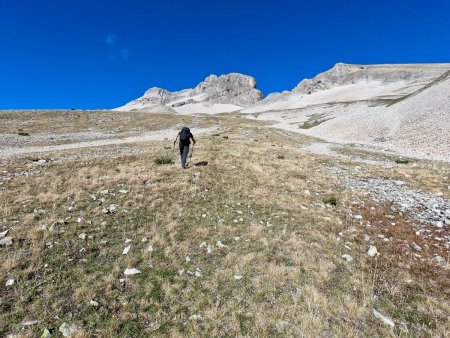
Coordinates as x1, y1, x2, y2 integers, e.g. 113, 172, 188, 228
179, 143, 184, 168
181, 145, 190, 169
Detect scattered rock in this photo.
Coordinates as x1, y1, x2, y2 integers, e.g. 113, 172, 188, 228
0, 229, 9, 238
216, 241, 226, 248
41, 327, 52, 338
373, 309, 395, 328
78, 233, 86, 240
342, 254, 353, 262
367, 245, 379, 257
189, 314, 203, 321
59, 323, 79, 337
147, 244, 154, 253
122, 245, 131, 255
102, 204, 117, 214
124, 268, 141, 275
411, 242, 422, 252
0, 237, 13, 246
5, 279, 15, 286
90, 299, 100, 307
22, 320, 38, 326
119, 189, 128, 194
433, 255, 446, 265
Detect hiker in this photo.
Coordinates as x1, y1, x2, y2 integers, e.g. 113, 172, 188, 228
174, 127, 196, 169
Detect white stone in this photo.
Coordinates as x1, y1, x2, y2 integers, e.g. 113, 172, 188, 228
124, 268, 141, 275
367, 245, 379, 257
90, 299, 100, 307
0, 236, 12, 246
234, 275, 243, 280
22, 320, 38, 326
0, 229, 9, 238
122, 245, 131, 255
373, 309, 395, 327
59, 323, 79, 337
5, 279, 15, 286
78, 233, 86, 240
342, 254, 353, 262
216, 241, 226, 248
433, 255, 445, 264
147, 244, 154, 253
411, 242, 422, 252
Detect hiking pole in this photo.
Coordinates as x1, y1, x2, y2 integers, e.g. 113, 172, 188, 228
188, 143, 195, 167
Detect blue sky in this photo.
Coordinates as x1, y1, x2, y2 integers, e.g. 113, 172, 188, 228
1, 0, 449, 109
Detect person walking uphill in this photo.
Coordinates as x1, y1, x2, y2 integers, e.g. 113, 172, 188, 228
174, 127, 196, 169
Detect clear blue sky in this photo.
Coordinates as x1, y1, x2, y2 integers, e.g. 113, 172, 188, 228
1, 0, 449, 109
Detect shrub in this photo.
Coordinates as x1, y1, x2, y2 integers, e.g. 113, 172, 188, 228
277, 154, 285, 160
322, 196, 338, 206
18, 131, 30, 136
395, 158, 410, 164
154, 155, 173, 165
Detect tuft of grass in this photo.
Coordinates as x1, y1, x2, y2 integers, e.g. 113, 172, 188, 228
17, 131, 30, 136
322, 196, 338, 206
299, 113, 334, 129
277, 154, 285, 160
154, 154, 173, 165
395, 158, 410, 164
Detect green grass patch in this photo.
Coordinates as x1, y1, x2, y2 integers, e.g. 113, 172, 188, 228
154, 154, 173, 165
322, 196, 338, 206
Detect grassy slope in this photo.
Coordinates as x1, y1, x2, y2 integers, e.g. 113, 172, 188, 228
1, 113, 449, 337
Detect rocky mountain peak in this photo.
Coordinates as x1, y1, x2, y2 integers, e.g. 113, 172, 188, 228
194, 73, 262, 106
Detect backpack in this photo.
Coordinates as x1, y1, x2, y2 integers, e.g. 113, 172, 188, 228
179, 127, 191, 144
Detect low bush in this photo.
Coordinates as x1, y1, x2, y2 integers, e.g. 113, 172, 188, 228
154, 155, 173, 165
322, 196, 338, 206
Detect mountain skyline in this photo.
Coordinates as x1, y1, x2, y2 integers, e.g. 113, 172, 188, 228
1, 0, 450, 109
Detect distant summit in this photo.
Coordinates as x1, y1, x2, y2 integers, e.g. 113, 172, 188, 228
115, 73, 263, 114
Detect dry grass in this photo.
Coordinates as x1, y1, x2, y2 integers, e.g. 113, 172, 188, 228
0, 112, 449, 337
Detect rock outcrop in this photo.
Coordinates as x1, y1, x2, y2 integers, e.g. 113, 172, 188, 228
195, 73, 263, 106
292, 62, 448, 95
115, 73, 262, 113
